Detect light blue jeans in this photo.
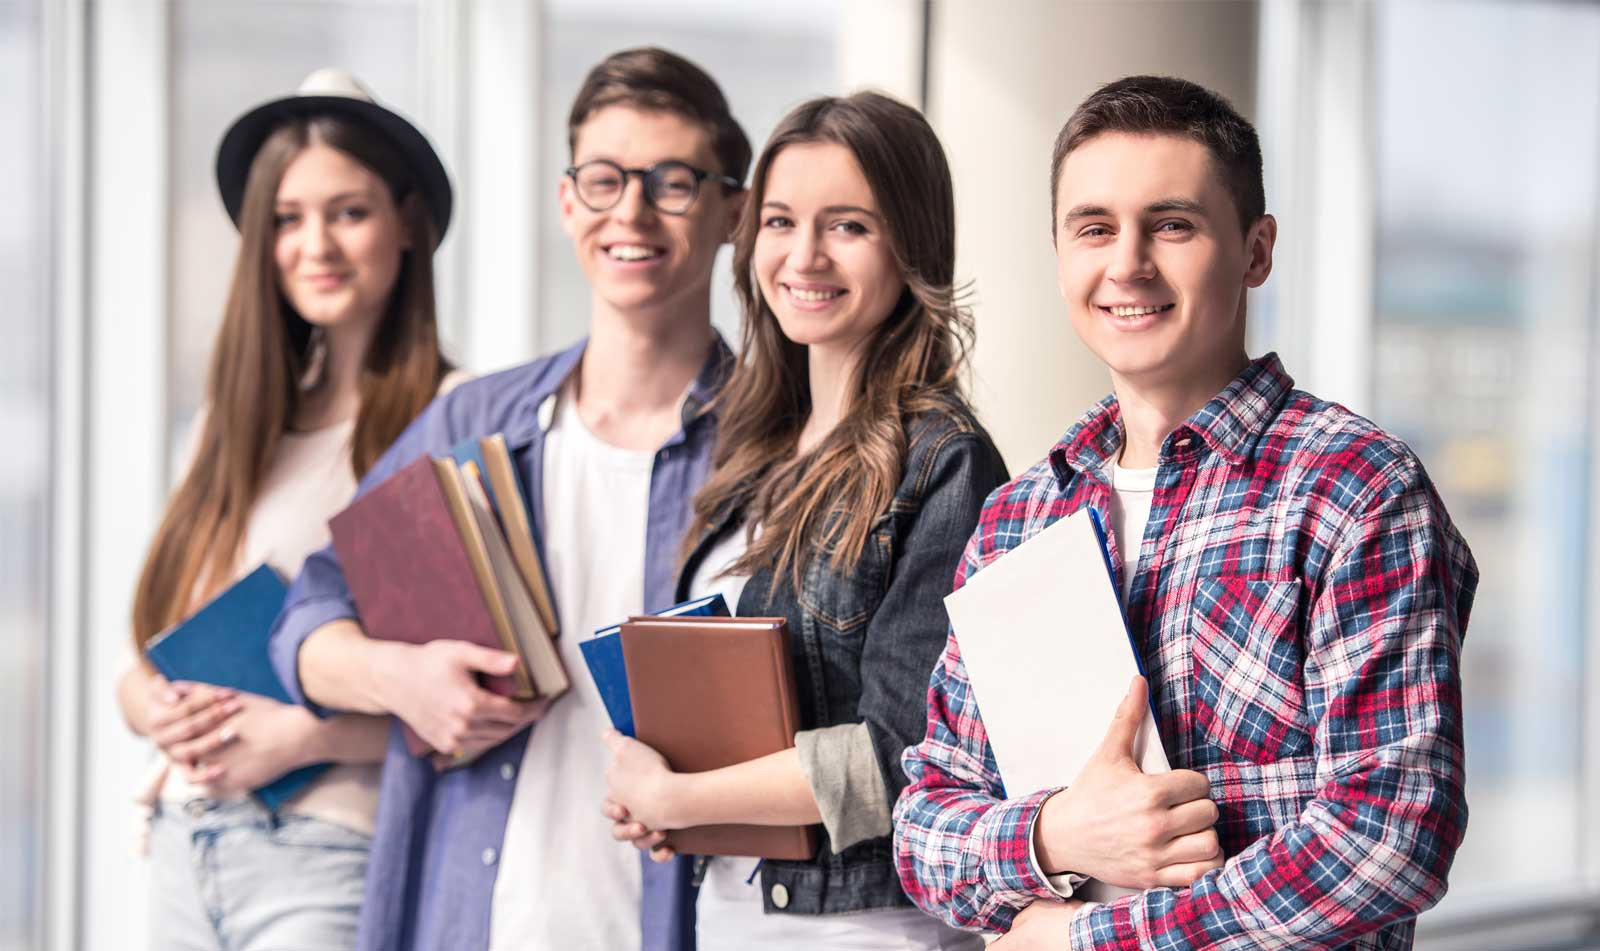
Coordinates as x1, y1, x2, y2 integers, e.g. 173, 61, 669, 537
148, 798, 369, 951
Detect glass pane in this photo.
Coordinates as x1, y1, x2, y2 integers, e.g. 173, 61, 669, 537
1373, 0, 1600, 903
168, 0, 421, 457
539, 0, 843, 352
0, 0, 47, 948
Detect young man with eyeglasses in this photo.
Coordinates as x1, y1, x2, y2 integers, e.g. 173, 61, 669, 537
892, 76, 1477, 950
268, 47, 747, 951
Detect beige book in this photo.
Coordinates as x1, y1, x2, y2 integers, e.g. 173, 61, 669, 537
428, 457, 536, 698
478, 434, 560, 638
460, 461, 569, 699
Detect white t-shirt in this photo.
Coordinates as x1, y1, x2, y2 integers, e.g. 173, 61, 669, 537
687, 526, 981, 951
1107, 459, 1158, 606
488, 386, 652, 950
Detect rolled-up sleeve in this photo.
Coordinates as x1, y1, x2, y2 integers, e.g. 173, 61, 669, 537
795, 722, 891, 851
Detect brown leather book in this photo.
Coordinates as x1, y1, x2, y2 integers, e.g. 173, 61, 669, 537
619, 616, 818, 860
329, 454, 535, 755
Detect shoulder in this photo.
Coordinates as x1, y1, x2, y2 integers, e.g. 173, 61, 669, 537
1264, 389, 1435, 524
428, 344, 582, 441
900, 397, 1008, 500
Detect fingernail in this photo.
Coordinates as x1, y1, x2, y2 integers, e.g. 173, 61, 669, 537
162, 690, 179, 704
219, 726, 236, 743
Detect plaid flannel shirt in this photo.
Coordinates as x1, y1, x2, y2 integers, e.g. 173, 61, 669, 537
892, 354, 1477, 950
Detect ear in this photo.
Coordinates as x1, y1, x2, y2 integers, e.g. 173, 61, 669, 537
1242, 213, 1277, 288
723, 187, 747, 245
557, 173, 580, 240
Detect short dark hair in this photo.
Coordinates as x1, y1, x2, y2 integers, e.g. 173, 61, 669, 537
1050, 75, 1264, 235
568, 47, 752, 185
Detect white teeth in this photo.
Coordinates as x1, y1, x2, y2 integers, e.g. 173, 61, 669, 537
787, 286, 844, 302
607, 244, 662, 261
1110, 305, 1167, 317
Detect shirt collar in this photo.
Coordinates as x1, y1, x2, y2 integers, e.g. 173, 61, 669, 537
1049, 352, 1295, 486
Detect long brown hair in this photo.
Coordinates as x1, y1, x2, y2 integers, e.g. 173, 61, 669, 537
131, 115, 451, 646
689, 92, 973, 590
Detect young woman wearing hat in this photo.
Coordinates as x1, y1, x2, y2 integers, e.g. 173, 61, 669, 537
115, 68, 465, 949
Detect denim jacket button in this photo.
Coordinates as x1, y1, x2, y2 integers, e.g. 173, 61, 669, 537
769, 883, 789, 909
481, 847, 497, 866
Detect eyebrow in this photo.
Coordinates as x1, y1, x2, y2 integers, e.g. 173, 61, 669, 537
761, 200, 880, 220
1061, 197, 1208, 223
275, 191, 370, 207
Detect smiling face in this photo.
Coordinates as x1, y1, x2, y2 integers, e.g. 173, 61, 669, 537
560, 105, 739, 321
273, 142, 410, 333
1054, 131, 1274, 396
752, 141, 905, 362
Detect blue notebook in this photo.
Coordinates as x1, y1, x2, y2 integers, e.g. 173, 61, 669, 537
582, 593, 729, 737
143, 564, 328, 810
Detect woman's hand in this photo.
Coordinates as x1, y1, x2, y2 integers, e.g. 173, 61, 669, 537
140, 676, 243, 770
182, 693, 321, 796
601, 729, 682, 860
991, 899, 1087, 951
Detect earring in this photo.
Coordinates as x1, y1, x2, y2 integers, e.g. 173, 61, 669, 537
299, 326, 328, 392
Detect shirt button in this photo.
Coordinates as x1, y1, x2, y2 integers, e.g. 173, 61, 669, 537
481, 848, 497, 866
769, 883, 789, 909
500, 763, 516, 781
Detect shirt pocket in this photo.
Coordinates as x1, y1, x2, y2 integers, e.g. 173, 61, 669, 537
798, 525, 892, 642
1189, 575, 1312, 765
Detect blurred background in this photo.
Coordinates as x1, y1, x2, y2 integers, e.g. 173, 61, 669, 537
2, 0, 1597, 948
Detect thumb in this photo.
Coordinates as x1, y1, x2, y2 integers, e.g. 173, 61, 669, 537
601, 728, 629, 755
456, 643, 521, 676
1094, 675, 1148, 764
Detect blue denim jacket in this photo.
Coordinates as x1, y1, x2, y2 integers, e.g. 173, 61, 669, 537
269, 337, 729, 951
676, 400, 1008, 916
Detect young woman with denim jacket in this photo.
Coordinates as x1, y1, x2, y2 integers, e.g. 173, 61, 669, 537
114, 69, 463, 950
601, 91, 1007, 949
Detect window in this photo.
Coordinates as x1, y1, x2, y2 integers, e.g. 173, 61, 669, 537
1372, 0, 1600, 906
0, 1, 48, 948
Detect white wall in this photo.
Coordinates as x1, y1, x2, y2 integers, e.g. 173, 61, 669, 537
927, 0, 1259, 471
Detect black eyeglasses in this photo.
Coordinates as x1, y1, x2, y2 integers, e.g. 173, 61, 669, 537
564, 160, 741, 216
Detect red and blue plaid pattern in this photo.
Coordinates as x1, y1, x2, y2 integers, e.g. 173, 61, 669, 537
892, 355, 1477, 950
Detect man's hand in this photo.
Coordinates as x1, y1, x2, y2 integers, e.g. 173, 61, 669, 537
1034, 676, 1223, 889
428, 697, 553, 770
186, 693, 320, 795
373, 640, 540, 756
992, 899, 1086, 951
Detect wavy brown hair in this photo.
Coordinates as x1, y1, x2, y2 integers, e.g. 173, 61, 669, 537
688, 92, 973, 590
131, 116, 451, 646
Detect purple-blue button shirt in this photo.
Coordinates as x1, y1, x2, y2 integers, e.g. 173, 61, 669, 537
269, 338, 728, 951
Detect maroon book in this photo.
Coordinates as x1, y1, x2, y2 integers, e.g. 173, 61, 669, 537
329, 454, 528, 755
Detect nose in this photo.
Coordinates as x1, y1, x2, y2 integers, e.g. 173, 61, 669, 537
785, 224, 826, 273
1105, 230, 1155, 285
302, 213, 336, 260
610, 174, 656, 226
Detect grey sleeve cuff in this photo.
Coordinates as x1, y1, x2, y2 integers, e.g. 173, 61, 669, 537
794, 722, 893, 852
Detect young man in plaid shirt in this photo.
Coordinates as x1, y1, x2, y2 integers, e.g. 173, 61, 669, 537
892, 75, 1478, 950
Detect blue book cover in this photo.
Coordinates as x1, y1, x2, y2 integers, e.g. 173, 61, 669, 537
582, 593, 730, 737
143, 564, 327, 810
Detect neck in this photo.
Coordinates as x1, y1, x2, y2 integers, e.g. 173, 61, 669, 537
297, 319, 375, 430
1112, 350, 1249, 468
799, 342, 862, 455
579, 293, 714, 417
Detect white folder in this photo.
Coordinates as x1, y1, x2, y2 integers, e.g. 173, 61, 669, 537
943, 507, 1168, 902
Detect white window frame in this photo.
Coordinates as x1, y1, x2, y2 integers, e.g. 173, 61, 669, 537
1257, 1, 1600, 945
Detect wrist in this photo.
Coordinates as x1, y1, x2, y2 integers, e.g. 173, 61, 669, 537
286, 705, 329, 768
1035, 787, 1081, 876
365, 640, 412, 715
659, 770, 697, 829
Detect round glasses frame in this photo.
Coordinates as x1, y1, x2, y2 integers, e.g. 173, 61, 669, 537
564, 159, 742, 216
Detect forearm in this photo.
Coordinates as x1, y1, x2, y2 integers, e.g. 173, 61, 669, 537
305, 712, 391, 766
298, 619, 406, 715
117, 663, 158, 736
665, 747, 822, 829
